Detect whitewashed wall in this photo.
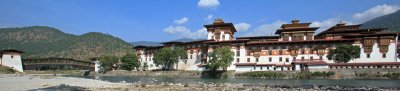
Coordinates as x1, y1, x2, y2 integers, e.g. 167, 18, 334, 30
1, 54, 23, 72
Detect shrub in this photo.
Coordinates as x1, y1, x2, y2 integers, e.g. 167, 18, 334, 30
0, 66, 16, 74
184, 83, 189, 87
141, 83, 146, 88
355, 72, 368, 77
241, 71, 285, 78
384, 73, 400, 79
309, 71, 335, 77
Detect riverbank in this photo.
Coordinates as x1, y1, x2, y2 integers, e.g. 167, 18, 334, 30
90, 82, 400, 91
0, 74, 126, 90
1, 74, 400, 90
89, 68, 400, 79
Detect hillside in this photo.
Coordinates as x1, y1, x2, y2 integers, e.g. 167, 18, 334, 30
130, 41, 162, 47
361, 10, 400, 31
0, 26, 133, 61
130, 38, 200, 47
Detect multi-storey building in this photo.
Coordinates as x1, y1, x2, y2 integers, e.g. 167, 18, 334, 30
134, 18, 400, 72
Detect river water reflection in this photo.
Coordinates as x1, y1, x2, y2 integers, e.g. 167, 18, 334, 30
74, 76, 400, 88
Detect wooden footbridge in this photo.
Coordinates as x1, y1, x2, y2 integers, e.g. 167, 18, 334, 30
22, 58, 95, 70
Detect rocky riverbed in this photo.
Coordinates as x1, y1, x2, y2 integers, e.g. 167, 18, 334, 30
1, 74, 399, 91
60, 82, 400, 91
0, 74, 126, 90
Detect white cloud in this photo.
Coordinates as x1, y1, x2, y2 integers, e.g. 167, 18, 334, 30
205, 14, 213, 20
173, 17, 189, 25
234, 23, 251, 32
310, 18, 355, 33
310, 4, 399, 33
243, 20, 286, 36
352, 4, 400, 23
163, 25, 207, 39
163, 25, 190, 34
197, 0, 220, 9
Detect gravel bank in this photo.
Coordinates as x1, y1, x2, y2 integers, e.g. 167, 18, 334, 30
0, 74, 126, 90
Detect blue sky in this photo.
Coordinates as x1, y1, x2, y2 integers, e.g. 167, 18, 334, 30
1, 0, 400, 42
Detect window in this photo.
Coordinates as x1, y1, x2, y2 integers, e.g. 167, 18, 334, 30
11, 55, 14, 58
269, 57, 272, 62
367, 54, 370, 58
268, 50, 272, 55
254, 66, 256, 70
283, 34, 289, 41
310, 56, 313, 61
301, 56, 304, 60
364, 45, 373, 52
300, 50, 304, 54
279, 57, 282, 62
285, 58, 289, 62
379, 45, 389, 53
190, 55, 192, 59
247, 58, 250, 62
364, 39, 374, 44
320, 56, 323, 60
380, 39, 390, 45
382, 53, 386, 58
256, 58, 259, 62
236, 50, 240, 56
236, 58, 240, 62
260, 67, 263, 70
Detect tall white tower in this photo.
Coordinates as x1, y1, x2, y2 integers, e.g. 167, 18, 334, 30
204, 18, 237, 41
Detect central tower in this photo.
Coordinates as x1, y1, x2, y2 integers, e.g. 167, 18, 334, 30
204, 18, 237, 41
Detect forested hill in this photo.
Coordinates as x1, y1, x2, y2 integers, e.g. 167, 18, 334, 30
361, 10, 400, 32
0, 26, 133, 61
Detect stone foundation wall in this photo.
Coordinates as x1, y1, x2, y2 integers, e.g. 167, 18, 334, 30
330, 68, 400, 79
91, 68, 400, 79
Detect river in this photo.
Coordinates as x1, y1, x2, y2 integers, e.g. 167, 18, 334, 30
71, 76, 400, 88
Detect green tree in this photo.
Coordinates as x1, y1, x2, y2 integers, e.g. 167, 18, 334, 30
207, 46, 234, 71
327, 44, 361, 63
153, 47, 187, 70
99, 55, 119, 72
119, 53, 140, 71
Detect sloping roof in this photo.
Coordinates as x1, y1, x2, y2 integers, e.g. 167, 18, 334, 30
236, 36, 280, 39
203, 23, 237, 32
246, 39, 356, 45
292, 61, 328, 66
275, 27, 319, 34
234, 63, 256, 66
133, 46, 163, 49
1, 49, 24, 53
328, 62, 400, 66
178, 39, 213, 45
280, 23, 312, 28
204, 39, 250, 44
315, 28, 387, 36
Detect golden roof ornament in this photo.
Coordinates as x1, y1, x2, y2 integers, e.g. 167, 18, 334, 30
337, 20, 346, 26
291, 19, 300, 24
213, 18, 224, 24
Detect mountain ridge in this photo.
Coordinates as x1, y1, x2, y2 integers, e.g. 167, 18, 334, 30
361, 10, 400, 32
0, 26, 133, 61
